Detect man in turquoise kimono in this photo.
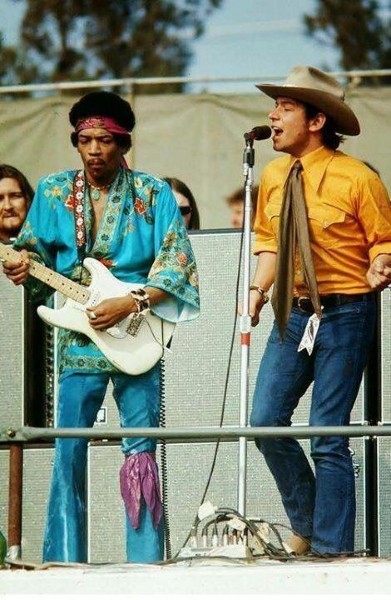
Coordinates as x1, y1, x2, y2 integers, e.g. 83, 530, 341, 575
3, 91, 200, 563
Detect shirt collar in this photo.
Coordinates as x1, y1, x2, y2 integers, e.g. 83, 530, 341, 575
291, 146, 336, 193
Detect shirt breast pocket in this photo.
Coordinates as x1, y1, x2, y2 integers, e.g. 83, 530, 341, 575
307, 204, 346, 248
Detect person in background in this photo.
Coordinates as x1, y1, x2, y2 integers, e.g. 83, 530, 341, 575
225, 185, 259, 229
3, 91, 200, 564
0, 165, 34, 243
164, 177, 200, 230
0, 165, 47, 431
249, 65, 391, 557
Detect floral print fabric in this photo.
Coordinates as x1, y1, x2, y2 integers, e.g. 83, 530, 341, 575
14, 167, 200, 374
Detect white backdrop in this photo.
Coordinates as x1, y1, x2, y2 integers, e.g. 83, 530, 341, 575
0, 87, 390, 229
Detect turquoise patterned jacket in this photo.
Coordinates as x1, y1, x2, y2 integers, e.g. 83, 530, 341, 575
14, 167, 200, 374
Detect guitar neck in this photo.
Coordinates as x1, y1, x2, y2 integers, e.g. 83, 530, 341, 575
0, 243, 89, 304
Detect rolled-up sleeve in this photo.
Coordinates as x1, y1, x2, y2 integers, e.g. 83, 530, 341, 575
253, 170, 279, 255
356, 176, 391, 262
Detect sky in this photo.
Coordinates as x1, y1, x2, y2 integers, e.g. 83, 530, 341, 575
186, 0, 341, 92
0, 0, 343, 92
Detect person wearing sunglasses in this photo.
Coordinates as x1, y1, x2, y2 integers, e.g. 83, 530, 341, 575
164, 177, 200, 230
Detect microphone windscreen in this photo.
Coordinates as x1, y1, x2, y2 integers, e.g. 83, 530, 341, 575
251, 125, 272, 140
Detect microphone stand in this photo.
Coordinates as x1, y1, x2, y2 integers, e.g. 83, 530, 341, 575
237, 136, 255, 516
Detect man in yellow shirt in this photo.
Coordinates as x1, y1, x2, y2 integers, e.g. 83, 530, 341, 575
249, 66, 391, 557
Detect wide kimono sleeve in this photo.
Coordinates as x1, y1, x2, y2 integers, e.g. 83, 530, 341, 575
146, 181, 200, 323
13, 173, 74, 303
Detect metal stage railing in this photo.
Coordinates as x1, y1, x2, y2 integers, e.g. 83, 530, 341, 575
2, 423, 391, 560
3, 423, 391, 443
0, 70, 390, 95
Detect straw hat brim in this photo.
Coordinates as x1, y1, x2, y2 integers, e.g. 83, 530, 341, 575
256, 84, 360, 136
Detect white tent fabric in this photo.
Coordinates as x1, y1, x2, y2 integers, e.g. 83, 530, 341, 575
0, 87, 390, 229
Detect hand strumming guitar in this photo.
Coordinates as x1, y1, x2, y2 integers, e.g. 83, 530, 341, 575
86, 286, 169, 330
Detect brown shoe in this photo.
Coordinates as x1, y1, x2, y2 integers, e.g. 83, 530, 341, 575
284, 534, 311, 555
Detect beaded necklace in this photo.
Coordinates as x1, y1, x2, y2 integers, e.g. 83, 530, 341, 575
87, 182, 111, 201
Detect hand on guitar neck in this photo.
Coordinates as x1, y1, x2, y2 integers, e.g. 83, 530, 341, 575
2, 248, 30, 286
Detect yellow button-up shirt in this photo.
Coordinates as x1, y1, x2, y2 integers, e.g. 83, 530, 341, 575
253, 145, 391, 295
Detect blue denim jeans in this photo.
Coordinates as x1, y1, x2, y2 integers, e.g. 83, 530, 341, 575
43, 366, 163, 563
250, 295, 376, 554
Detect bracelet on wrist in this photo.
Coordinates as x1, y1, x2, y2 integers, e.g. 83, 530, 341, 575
249, 285, 269, 304
129, 288, 150, 313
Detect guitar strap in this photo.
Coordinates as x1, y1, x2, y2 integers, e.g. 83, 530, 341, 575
72, 170, 88, 266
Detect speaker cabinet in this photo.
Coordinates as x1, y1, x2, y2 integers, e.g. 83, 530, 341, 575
0, 273, 26, 431
377, 437, 391, 557
376, 290, 391, 557
0, 270, 47, 431
380, 290, 391, 422
0, 446, 54, 563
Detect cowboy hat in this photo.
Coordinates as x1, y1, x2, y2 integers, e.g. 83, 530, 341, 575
256, 65, 360, 136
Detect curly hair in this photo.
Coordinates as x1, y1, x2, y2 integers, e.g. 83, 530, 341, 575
69, 91, 135, 151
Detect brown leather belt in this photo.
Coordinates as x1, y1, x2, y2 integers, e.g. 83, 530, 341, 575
292, 293, 373, 314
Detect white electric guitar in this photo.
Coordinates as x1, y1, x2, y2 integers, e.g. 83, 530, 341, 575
0, 243, 175, 375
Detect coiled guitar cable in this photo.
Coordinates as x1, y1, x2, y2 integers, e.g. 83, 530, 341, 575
159, 357, 172, 559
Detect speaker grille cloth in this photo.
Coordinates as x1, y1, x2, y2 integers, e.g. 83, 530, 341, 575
0, 272, 25, 430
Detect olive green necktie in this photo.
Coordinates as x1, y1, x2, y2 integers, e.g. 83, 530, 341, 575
272, 161, 321, 337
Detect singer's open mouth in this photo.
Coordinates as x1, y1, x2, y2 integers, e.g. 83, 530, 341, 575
272, 127, 283, 138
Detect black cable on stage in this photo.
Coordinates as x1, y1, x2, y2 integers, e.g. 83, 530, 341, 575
159, 357, 172, 560
174, 194, 249, 556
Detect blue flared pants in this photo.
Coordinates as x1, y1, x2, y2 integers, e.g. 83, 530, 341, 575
43, 366, 164, 563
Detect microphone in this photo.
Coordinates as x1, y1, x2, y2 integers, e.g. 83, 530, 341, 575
244, 125, 271, 142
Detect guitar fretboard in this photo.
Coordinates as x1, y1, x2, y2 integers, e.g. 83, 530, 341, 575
0, 243, 90, 304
